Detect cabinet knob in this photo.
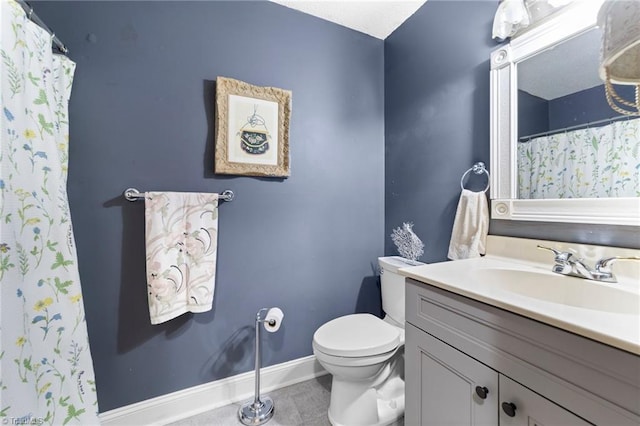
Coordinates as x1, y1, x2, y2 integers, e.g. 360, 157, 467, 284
475, 386, 489, 399
502, 402, 517, 417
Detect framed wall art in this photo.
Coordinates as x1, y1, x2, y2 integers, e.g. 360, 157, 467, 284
215, 77, 292, 177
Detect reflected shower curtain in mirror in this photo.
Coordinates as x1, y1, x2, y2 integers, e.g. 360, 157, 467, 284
518, 118, 640, 199
1, 1, 100, 423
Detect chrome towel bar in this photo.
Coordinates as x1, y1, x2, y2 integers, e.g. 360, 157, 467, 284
123, 188, 234, 202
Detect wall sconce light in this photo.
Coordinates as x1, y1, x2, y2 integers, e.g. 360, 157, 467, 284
492, 0, 530, 41
598, 0, 640, 116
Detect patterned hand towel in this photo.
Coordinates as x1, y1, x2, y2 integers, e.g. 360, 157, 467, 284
447, 189, 489, 260
145, 192, 219, 324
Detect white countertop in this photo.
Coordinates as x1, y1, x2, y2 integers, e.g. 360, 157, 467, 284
398, 236, 640, 355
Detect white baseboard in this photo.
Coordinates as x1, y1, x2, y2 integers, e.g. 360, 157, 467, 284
99, 355, 327, 426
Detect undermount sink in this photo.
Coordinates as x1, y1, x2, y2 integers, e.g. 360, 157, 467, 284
476, 268, 640, 315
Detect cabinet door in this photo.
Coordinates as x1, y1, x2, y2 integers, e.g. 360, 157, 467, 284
406, 323, 499, 426
499, 375, 592, 426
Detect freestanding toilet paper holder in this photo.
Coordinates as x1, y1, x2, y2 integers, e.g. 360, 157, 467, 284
238, 307, 283, 425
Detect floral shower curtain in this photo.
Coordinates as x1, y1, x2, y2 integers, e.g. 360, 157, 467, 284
1, 1, 100, 424
517, 118, 640, 199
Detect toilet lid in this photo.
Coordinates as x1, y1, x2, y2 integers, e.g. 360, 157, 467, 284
313, 314, 400, 357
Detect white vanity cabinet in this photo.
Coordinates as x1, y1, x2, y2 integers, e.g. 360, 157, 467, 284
406, 323, 499, 425
405, 279, 640, 426
406, 324, 589, 425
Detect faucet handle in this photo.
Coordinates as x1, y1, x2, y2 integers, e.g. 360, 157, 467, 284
537, 245, 572, 262
595, 256, 640, 273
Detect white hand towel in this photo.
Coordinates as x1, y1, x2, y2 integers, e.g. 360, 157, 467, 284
447, 190, 489, 260
145, 192, 219, 324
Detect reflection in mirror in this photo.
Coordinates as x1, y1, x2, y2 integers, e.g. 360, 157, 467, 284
516, 27, 640, 200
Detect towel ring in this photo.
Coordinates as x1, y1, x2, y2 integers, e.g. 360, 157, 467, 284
460, 162, 490, 193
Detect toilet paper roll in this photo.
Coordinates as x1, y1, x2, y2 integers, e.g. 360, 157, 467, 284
263, 307, 284, 332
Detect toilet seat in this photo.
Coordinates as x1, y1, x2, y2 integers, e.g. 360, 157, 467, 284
314, 345, 399, 368
313, 313, 400, 357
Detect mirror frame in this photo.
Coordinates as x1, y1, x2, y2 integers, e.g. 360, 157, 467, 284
489, 0, 640, 227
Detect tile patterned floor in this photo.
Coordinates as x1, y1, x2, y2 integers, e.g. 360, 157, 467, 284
169, 374, 404, 426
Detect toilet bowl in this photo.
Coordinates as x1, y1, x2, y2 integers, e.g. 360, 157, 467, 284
312, 256, 423, 426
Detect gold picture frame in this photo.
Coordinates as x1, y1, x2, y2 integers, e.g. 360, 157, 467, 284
215, 77, 292, 177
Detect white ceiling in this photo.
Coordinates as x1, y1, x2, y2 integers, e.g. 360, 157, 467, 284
519, 27, 603, 100
269, 0, 428, 40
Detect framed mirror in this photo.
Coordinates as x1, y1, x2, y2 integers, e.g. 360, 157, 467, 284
490, 0, 639, 226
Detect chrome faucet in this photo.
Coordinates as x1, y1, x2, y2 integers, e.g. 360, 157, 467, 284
537, 245, 640, 283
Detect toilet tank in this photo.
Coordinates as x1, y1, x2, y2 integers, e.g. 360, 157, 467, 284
379, 256, 425, 327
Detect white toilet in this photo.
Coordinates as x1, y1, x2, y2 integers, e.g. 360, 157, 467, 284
312, 256, 424, 426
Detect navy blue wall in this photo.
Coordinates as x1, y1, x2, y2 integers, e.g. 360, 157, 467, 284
519, 85, 637, 138
548, 84, 635, 130
384, 0, 496, 262
384, 0, 640, 259
35, 1, 385, 411
518, 90, 549, 138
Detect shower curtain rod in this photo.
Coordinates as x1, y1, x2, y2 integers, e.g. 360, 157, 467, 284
15, 0, 68, 54
518, 114, 636, 142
